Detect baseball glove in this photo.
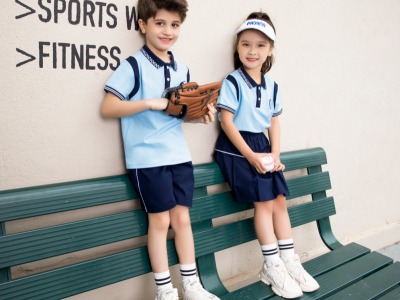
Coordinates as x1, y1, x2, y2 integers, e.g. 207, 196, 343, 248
162, 82, 221, 121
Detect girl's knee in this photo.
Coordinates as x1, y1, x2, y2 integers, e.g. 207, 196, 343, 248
170, 210, 191, 230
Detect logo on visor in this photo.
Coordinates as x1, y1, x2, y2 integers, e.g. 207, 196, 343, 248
246, 21, 266, 28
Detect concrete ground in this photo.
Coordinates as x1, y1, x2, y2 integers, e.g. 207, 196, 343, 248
226, 241, 400, 293
377, 241, 400, 262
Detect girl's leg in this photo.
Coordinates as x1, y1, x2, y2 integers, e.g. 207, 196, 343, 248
147, 211, 174, 294
254, 201, 280, 265
272, 194, 292, 240
272, 194, 295, 261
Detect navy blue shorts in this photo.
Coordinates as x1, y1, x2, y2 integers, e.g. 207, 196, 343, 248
214, 131, 290, 203
128, 162, 194, 213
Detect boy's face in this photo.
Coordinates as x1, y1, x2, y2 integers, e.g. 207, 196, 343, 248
139, 9, 182, 54
237, 29, 274, 71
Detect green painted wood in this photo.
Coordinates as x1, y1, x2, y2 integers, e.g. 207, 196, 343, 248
191, 184, 230, 296
220, 242, 371, 300
0, 148, 327, 223
0, 175, 137, 222
280, 147, 327, 171
308, 165, 342, 250
0, 182, 335, 269
0, 222, 11, 283
326, 262, 400, 299
378, 286, 400, 299
270, 252, 393, 300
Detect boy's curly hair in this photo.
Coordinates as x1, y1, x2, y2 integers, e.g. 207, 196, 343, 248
138, 0, 189, 24
234, 12, 276, 74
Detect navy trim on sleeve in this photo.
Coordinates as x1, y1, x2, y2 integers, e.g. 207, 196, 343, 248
216, 104, 236, 114
187, 68, 190, 83
226, 75, 239, 101
273, 82, 278, 109
126, 56, 140, 99
104, 86, 125, 100
272, 109, 283, 117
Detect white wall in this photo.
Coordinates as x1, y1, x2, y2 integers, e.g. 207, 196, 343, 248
1, 0, 400, 299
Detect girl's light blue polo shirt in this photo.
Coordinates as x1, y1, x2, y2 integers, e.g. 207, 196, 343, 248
216, 66, 283, 133
104, 45, 192, 169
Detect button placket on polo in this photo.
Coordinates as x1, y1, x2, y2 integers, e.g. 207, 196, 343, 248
256, 85, 262, 108
164, 65, 171, 89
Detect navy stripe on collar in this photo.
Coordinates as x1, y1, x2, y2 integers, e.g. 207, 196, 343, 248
140, 45, 178, 71
238, 66, 266, 89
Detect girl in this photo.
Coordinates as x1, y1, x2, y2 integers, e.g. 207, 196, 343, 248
214, 12, 320, 299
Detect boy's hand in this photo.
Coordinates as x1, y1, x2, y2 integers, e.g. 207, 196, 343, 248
247, 152, 268, 174
148, 98, 169, 111
268, 152, 285, 172
187, 103, 217, 124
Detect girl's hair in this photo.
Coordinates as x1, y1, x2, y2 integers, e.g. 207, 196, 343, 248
234, 12, 276, 74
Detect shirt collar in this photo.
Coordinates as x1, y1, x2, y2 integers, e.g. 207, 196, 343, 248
140, 45, 178, 71
238, 66, 266, 89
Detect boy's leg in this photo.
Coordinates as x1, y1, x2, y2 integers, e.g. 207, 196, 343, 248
148, 211, 171, 273
169, 205, 195, 264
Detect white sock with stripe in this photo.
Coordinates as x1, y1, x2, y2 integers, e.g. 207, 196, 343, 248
154, 270, 173, 294
180, 263, 197, 284
278, 238, 295, 262
261, 243, 279, 266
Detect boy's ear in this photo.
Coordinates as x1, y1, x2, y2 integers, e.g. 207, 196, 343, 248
138, 19, 147, 34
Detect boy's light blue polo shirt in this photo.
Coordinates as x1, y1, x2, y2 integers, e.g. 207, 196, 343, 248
216, 66, 283, 133
104, 45, 192, 169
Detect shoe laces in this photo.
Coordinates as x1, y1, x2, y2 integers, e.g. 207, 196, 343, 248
159, 288, 178, 300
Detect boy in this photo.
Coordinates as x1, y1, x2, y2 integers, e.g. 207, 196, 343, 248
101, 1, 219, 299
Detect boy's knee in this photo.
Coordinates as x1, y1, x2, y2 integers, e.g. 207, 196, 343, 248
149, 212, 171, 231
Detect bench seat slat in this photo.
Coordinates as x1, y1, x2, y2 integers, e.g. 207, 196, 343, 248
378, 286, 400, 300
325, 262, 400, 300
270, 252, 393, 300
0, 197, 335, 269
220, 243, 370, 300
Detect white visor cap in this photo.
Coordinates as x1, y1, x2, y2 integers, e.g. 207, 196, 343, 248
235, 20, 276, 41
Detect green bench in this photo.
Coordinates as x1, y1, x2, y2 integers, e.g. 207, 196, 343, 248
0, 148, 399, 299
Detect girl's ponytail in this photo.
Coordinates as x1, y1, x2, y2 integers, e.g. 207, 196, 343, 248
234, 12, 276, 74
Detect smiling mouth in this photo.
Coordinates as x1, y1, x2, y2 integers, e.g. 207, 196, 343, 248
247, 58, 258, 62
159, 37, 172, 43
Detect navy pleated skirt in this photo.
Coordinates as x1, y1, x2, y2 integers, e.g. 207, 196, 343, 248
213, 131, 290, 203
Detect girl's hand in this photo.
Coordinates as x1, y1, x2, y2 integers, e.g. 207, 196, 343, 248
268, 152, 285, 172
247, 152, 269, 174
147, 98, 169, 111
187, 103, 217, 124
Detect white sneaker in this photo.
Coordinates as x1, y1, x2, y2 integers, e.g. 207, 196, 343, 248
155, 287, 179, 300
283, 254, 320, 292
259, 258, 303, 299
182, 276, 220, 300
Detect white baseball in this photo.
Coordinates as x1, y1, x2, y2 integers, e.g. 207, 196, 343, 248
262, 156, 275, 172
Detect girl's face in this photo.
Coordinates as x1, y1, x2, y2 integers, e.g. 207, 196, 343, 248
237, 29, 274, 71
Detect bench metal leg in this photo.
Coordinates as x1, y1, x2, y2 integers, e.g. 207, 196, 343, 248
0, 222, 12, 283
308, 166, 343, 250
192, 187, 230, 297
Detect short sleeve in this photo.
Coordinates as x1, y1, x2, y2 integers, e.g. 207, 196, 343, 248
216, 75, 239, 114
272, 84, 283, 117
104, 59, 135, 100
